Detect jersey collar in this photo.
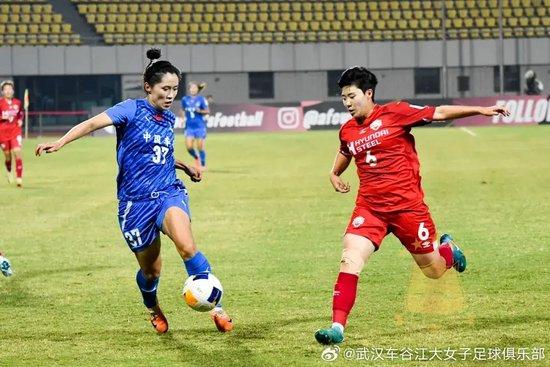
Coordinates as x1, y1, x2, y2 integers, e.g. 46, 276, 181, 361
142, 99, 169, 123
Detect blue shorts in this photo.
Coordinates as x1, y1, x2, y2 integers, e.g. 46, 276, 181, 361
117, 187, 191, 252
185, 127, 207, 140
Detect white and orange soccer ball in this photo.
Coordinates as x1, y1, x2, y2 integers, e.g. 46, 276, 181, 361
182, 272, 223, 312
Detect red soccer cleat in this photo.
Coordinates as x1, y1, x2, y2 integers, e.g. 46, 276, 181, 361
210, 308, 233, 332
149, 309, 169, 334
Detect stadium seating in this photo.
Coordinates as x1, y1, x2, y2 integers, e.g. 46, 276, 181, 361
2, 1, 548, 45
69, 0, 549, 45
0, 1, 81, 45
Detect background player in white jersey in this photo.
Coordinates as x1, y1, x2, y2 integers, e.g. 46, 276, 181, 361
35, 49, 233, 334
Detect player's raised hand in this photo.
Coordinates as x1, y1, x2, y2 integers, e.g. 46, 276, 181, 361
330, 174, 350, 193
480, 105, 510, 117
35, 140, 64, 156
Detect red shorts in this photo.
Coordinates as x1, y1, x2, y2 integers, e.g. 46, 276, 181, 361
345, 202, 437, 254
0, 135, 22, 153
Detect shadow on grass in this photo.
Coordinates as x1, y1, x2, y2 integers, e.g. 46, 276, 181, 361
22, 264, 117, 279
155, 314, 324, 367
2, 314, 325, 367
0, 265, 117, 307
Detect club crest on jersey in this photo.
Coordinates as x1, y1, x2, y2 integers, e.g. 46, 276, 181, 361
352, 216, 365, 228
370, 119, 382, 131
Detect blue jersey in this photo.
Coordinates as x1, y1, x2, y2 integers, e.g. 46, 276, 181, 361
105, 99, 184, 201
181, 95, 208, 130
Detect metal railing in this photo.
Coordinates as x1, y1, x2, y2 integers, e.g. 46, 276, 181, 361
26, 110, 90, 137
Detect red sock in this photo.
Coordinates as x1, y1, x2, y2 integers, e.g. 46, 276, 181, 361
15, 158, 22, 179
332, 272, 359, 327
438, 243, 453, 269
5, 159, 11, 172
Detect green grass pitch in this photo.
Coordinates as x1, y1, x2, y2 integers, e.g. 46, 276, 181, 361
0, 126, 549, 366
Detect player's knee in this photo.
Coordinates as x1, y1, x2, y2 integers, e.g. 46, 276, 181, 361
178, 243, 197, 260
340, 248, 366, 275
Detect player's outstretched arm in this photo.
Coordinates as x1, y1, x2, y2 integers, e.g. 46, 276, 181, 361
35, 112, 113, 156
175, 158, 202, 182
330, 152, 352, 193
432, 105, 510, 121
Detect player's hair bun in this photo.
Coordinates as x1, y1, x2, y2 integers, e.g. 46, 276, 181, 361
146, 48, 161, 61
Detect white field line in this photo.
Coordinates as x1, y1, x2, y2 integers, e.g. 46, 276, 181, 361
460, 127, 477, 137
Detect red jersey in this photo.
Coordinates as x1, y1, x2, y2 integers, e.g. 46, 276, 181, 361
0, 97, 23, 141
339, 101, 435, 212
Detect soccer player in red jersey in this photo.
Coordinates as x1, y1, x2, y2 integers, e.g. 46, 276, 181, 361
315, 67, 510, 345
0, 80, 24, 187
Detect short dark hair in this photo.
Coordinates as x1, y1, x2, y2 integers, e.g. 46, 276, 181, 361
338, 66, 378, 99
143, 48, 181, 91
1, 80, 14, 91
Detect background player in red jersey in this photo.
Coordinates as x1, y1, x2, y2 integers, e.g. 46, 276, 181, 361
0, 80, 24, 187
315, 66, 510, 345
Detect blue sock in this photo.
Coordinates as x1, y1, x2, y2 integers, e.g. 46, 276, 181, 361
183, 251, 211, 276
183, 252, 222, 307
198, 150, 206, 167
187, 148, 198, 159
136, 269, 159, 308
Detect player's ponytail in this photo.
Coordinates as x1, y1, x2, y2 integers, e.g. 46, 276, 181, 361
143, 48, 181, 92
188, 81, 206, 94
145, 48, 162, 69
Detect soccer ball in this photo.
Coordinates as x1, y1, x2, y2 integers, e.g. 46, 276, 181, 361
182, 272, 223, 312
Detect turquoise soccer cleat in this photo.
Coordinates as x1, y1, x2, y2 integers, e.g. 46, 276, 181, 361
0, 255, 13, 277
440, 234, 467, 273
315, 326, 344, 345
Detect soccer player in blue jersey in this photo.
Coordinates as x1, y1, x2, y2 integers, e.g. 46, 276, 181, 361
35, 49, 233, 334
181, 81, 209, 171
